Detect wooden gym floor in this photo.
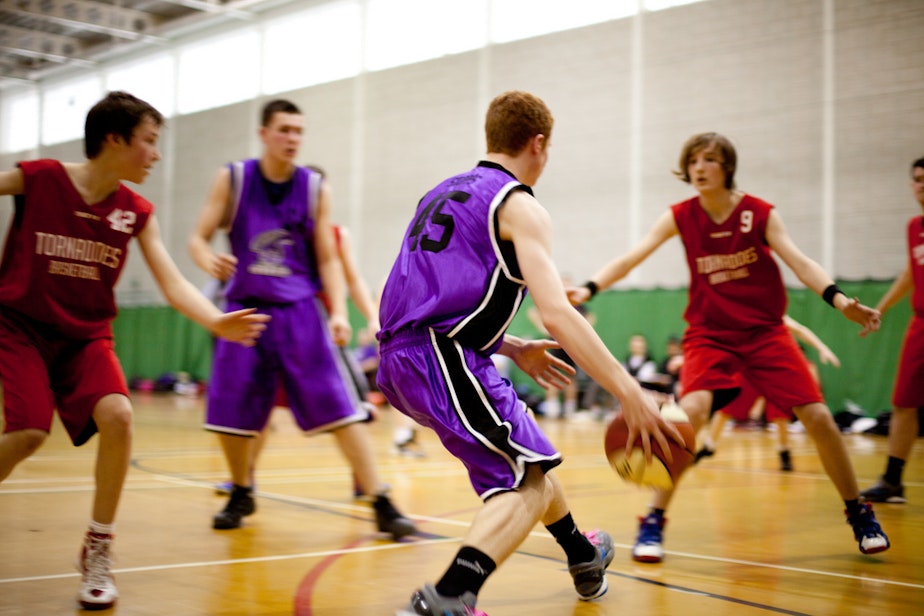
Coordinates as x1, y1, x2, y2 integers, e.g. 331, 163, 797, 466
0, 392, 921, 615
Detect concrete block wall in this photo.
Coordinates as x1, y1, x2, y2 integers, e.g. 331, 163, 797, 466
0, 0, 921, 301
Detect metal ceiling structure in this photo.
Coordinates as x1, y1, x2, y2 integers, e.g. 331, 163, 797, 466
0, 0, 304, 86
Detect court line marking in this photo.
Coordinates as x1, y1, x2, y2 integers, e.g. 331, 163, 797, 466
3, 486, 920, 592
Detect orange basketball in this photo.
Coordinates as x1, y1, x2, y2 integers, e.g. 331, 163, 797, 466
604, 402, 696, 489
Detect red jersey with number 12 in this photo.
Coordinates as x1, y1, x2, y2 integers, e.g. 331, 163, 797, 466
671, 194, 786, 331
0, 159, 152, 339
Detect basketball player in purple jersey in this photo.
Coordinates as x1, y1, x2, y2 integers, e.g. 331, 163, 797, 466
860, 157, 924, 504
0, 91, 270, 610
571, 132, 890, 561
378, 91, 682, 616
189, 99, 414, 538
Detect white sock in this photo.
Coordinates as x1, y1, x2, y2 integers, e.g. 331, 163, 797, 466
89, 521, 115, 535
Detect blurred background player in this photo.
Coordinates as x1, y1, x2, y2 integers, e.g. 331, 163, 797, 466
189, 99, 414, 538
860, 156, 924, 504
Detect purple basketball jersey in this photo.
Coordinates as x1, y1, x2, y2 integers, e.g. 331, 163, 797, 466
378, 161, 529, 355
223, 159, 322, 304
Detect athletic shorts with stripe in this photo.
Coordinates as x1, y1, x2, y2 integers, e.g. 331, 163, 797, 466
0, 307, 128, 446
205, 295, 369, 436
377, 329, 562, 500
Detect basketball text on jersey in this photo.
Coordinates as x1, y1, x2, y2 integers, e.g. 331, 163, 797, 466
694, 246, 758, 285
34, 232, 123, 281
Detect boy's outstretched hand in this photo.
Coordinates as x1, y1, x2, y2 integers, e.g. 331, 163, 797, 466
838, 297, 881, 337
213, 308, 271, 346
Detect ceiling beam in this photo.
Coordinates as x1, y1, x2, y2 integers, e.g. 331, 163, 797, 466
0, 23, 84, 60
0, 0, 162, 41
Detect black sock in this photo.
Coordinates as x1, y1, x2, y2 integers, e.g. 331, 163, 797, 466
649, 507, 666, 518
884, 456, 905, 486
845, 498, 863, 517
546, 513, 595, 567
435, 546, 496, 598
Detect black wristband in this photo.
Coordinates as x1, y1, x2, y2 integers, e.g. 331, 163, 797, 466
584, 280, 599, 299
822, 284, 843, 308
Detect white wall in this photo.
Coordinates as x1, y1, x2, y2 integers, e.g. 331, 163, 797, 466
1, 0, 922, 303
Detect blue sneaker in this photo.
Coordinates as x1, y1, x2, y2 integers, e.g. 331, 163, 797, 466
568, 530, 614, 600
632, 512, 666, 563
847, 502, 890, 554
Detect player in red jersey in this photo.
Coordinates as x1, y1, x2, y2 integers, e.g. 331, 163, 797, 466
0, 91, 269, 610
570, 132, 890, 559
860, 156, 924, 504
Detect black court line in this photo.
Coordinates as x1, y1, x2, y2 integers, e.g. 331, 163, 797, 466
129, 456, 446, 540
131, 456, 811, 614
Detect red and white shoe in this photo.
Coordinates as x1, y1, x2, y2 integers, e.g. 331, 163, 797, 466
77, 531, 118, 610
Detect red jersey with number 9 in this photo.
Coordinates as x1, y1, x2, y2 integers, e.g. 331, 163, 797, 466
0, 159, 152, 339
671, 194, 786, 331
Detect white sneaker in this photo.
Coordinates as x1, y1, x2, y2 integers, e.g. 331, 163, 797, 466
77, 532, 118, 610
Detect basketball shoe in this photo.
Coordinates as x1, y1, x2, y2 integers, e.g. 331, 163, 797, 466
779, 450, 793, 472
569, 530, 615, 600
213, 485, 256, 529
77, 531, 118, 610
632, 511, 666, 563
373, 494, 417, 540
846, 502, 890, 555
395, 583, 487, 616
693, 446, 715, 464
860, 476, 906, 503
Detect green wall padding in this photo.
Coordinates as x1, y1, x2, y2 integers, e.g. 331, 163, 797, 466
504, 281, 909, 415
112, 281, 910, 415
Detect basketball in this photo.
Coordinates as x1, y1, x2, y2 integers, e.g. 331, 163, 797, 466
604, 402, 697, 490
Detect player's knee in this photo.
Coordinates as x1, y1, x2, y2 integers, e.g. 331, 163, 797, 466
8, 429, 47, 459
793, 403, 834, 432
93, 395, 134, 436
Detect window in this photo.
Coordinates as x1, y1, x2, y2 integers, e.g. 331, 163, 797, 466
364, 0, 487, 71
0, 89, 40, 154
42, 76, 103, 146
490, 0, 638, 44
177, 29, 260, 115
263, 0, 362, 93
106, 54, 176, 118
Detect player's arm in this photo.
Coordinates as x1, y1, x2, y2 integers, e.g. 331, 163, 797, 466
337, 227, 379, 333
0, 168, 24, 196
499, 190, 682, 459
188, 166, 237, 282
569, 210, 678, 305
782, 314, 840, 367
139, 214, 269, 345
874, 264, 913, 316
766, 210, 880, 336
314, 180, 351, 346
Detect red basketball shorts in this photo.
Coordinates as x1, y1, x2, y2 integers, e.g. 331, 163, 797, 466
0, 309, 128, 446
681, 323, 822, 416
893, 314, 924, 408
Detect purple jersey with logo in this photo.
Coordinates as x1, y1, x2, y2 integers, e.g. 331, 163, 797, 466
378, 161, 529, 355
223, 159, 322, 304
205, 160, 368, 435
